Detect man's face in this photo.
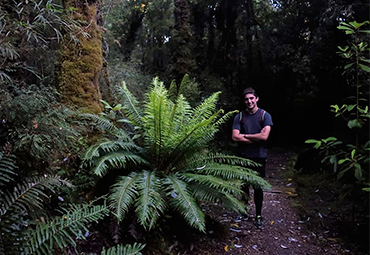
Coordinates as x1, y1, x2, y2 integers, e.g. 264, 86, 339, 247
244, 93, 259, 109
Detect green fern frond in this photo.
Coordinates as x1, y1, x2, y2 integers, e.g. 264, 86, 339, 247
208, 153, 260, 166
142, 78, 178, 159
92, 152, 148, 177
101, 243, 145, 255
28, 203, 109, 255
109, 173, 140, 222
0, 209, 28, 254
164, 175, 205, 232
0, 152, 17, 189
188, 91, 221, 125
118, 81, 143, 128
220, 193, 248, 215
181, 173, 242, 194
215, 109, 239, 126
188, 182, 224, 203
179, 153, 260, 173
188, 164, 260, 180
168, 79, 178, 100
135, 171, 166, 230
82, 139, 141, 163
1, 175, 69, 218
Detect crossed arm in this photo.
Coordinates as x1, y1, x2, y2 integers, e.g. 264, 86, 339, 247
232, 126, 271, 144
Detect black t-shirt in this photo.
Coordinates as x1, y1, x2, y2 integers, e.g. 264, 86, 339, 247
232, 108, 273, 158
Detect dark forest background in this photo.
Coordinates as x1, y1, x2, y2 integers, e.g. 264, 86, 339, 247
0, 0, 369, 254
0, 0, 369, 148
101, 0, 369, 146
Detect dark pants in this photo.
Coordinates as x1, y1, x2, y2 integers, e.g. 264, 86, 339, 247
242, 158, 266, 217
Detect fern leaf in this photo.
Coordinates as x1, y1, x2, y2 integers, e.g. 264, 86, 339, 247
181, 173, 242, 194
164, 175, 205, 232
101, 243, 145, 255
0, 153, 17, 189
220, 193, 248, 215
1, 175, 69, 218
118, 81, 143, 128
188, 182, 224, 202
82, 140, 141, 164
135, 171, 165, 230
93, 152, 147, 177
28, 203, 109, 254
109, 173, 140, 222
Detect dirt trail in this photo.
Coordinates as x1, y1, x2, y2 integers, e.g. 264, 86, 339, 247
193, 147, 352, 255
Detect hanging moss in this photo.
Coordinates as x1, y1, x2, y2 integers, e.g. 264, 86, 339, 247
58, 0, 104, 113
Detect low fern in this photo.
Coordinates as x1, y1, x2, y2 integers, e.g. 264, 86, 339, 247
27, 202, 110, 255
101, 243, 145, 255
0, 152, 141, 254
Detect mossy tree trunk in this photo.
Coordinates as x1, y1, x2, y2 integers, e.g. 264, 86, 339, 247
58, 0, 104, 113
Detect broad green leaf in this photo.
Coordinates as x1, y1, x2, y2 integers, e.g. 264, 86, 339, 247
359, 64, 370, 72
337, 46, 349, 51
314, 142, 321, 149
330, 105, 340, 112
359, 57, 370, 63
354, 163, 363, 180
348, 119, 362, 129
344, 62, 355, 69
346, 105, 355, 111
351, 149, 356, 159
329, 155, 337, 164
100, 100, 112, 109
338, 158, 350, 164
322, 137, 337, 143
305, 139, 319, 143
352, 20, 369, 28
113, 104, 123, 111
337, 25, 352, 30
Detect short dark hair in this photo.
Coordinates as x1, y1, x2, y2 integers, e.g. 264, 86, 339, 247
243, 87, 258, 98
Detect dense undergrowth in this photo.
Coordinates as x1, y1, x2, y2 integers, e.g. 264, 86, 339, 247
286, 152, 369, 254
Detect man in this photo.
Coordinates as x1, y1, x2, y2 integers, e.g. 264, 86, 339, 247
232, 87, 273, 228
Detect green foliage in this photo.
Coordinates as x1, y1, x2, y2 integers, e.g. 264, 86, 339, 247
0, 151, 142, 254
0, 0, 97, 174
27, 202, 110, 255
83, 77, 271, 232
306, 21, 369, 191
0, 0, 89, 90
0, 85, 82, 172
101, 243, 145, 255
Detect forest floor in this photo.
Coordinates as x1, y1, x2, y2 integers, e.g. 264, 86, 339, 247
173, 147, 368, 255
79, 147, 368, 255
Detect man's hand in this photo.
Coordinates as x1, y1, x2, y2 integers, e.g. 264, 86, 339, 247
232, 129, 253, 144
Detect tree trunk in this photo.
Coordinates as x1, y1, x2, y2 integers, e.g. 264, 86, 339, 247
172, 0, 195, 82
58, 0, 104, 113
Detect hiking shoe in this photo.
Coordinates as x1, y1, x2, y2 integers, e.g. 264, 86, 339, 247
233, 214, 248, 223
254, 215, 264, 229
